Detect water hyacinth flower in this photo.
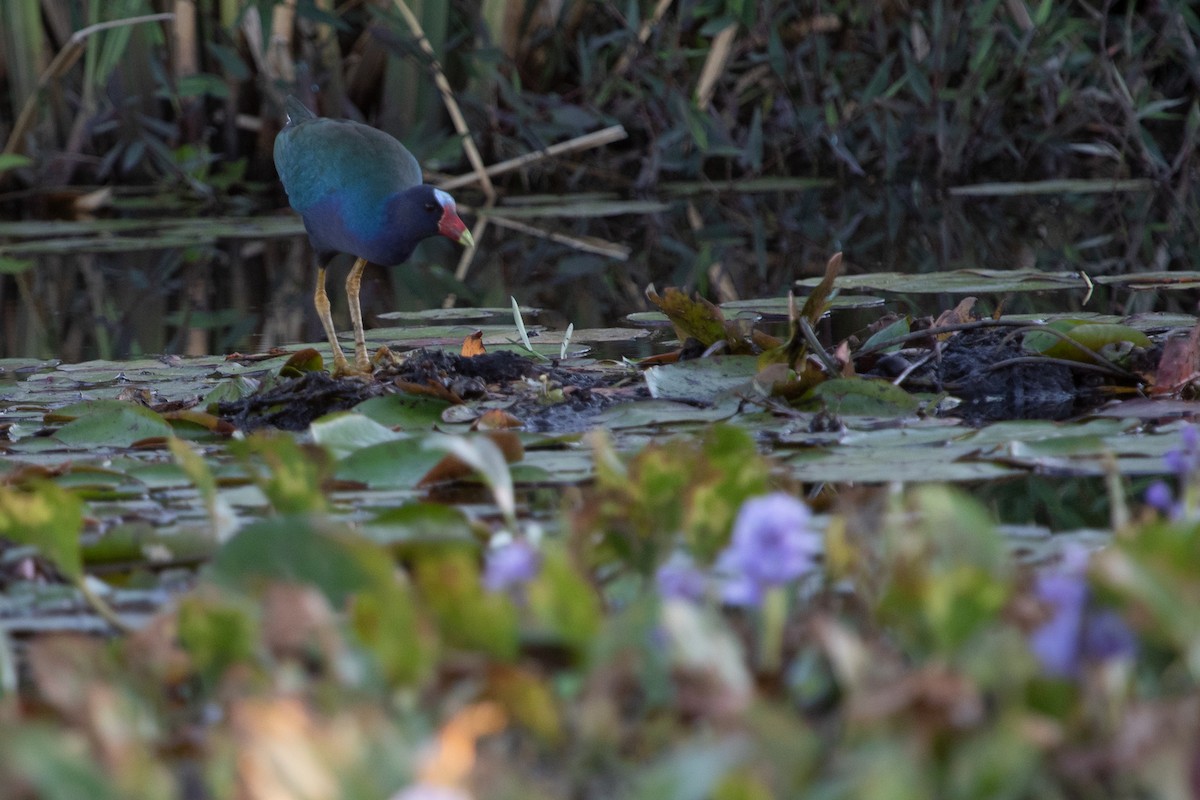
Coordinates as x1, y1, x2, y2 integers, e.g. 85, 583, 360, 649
1028, 570, 1089, 677
1146, 424, 1199, 519
1142, 479, 1180, 522
1144, 480, 1176, 516
1028, 549, 1136, 678
715, 492, 821, 607
483, 539, 540, 593
1163, 424, 1200, 476
655, 552, 708, 602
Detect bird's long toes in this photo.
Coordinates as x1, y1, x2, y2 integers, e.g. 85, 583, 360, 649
330, 357, 371, 380
371, 345, 401, 369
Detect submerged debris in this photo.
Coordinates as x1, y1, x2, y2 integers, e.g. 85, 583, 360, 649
217, 371, 384, 431
216, 349, 635, 433
937, 329, 1078, 422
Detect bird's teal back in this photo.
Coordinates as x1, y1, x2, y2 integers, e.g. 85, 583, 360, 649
273, 100, 423, 219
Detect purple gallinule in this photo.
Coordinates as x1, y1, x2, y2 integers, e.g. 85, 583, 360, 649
274, 97, 474, 375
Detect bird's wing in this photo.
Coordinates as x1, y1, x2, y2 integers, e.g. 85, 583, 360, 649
274, 117, 423, 214
283, 96, 317, 126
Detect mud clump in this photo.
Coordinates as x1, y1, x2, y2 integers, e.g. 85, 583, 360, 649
937, 329, 1077, 421
217, 371, 383, 431
217, 349, 633, 433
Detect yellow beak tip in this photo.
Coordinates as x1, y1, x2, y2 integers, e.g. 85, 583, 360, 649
458, 229, 476, 248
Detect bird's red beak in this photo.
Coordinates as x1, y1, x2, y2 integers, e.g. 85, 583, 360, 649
438, 207, 474, 247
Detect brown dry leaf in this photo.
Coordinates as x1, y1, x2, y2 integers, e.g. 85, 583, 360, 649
27, 634, 106, 722
848, 663, 984, 732
646, 286, 734, 348
471, 409, 524, 431
933, 296, 976, 338
225, 348, 292, 363
1, 461, 70, 484
123, 610, 192, 688
835, 339, 855, 377
230, 696, 339, 800
417, 701, 507, 788
161, 409, 238, 435
460, 330, 487, 357
261, 583, 343, 667
646, 286, 780, 354
752, 362, 791, 393
1110, 697, 1200, 790
798, 251, 844, 327
86, 683, 155, 775
1151, 323, 1200, 394
394, 381, 464, 404
812, 616, 871, 691
419, 432, 525, 486
637, 350, 681, 367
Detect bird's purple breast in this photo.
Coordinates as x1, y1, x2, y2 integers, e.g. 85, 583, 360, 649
301, 194, 419, 266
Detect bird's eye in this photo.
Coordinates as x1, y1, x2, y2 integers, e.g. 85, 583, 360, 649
424, 202, 437, 212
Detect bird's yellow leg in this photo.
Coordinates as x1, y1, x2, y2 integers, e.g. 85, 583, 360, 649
345, 257, 372, 372
314, 265, 351, 375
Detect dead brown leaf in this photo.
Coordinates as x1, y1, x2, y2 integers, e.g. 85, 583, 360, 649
460, 330, 487, 357
419, 431, 525, 486
1152, 323, 1200, 395
418, 701, 507, 788
229, 697, 339, 800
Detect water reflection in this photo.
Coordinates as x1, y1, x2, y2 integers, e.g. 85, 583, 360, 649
0, 183, 1188, 362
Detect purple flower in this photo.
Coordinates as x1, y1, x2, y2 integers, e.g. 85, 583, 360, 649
1028, 550, 1136, 678
1082, 610, 1137, 662
655, 553, 708, 602
1137, 482, 1176, 520
483, 540, 540, 592
1144, 480, 1175, 514
1164, 424, 1200, 476
1183, 424, 1198, 452
1028, 570, 1089, 677
715, 493, 820, 607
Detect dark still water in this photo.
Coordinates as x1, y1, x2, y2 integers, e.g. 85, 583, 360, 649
0, 181, 1191, 362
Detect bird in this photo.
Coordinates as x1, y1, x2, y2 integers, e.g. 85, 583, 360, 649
273, 96, 474, 375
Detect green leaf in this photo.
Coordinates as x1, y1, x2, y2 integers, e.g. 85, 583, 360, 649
208, 516, 393, 607
51, 400, 172, 447
878, 487, 1011, 655
354, 394, 451, 429
335, 439, 445, 489
1, 727, 123, 800
0, 153, 33, 174
413, 550, 519, 660
361, 502, 477, 551
0, 257, 33, 274
176, 591, 259, 685
350, 580, 437, 687
0, 483, 83, 578
805, 377, 921, 417
1024, 322, 1151, 361
278, 347, 324, 377
526, 544, 602, 652
309, 412, 405, 459
860, 316, 911, 353
229, 433, 329, 515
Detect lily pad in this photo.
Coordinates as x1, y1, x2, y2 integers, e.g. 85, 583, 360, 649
51, 401, 173, 447
335, 439, 447, 488
644, 357, 761, 402
804, 378, 921, 417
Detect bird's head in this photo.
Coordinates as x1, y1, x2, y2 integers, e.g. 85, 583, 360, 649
425, 187, 473, 248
